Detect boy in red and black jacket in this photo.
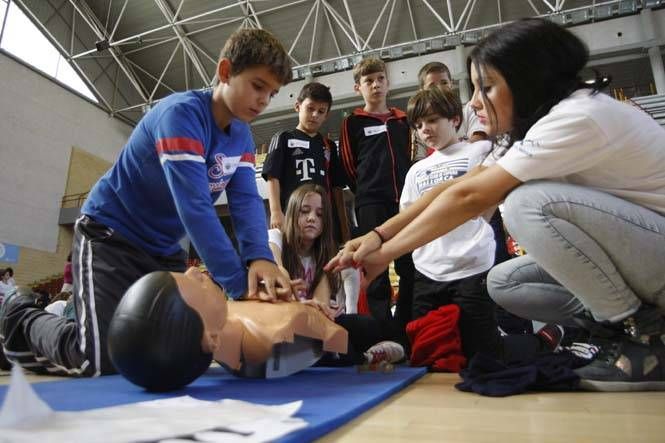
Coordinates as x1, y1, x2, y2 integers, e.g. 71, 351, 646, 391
339, 57, 414, 324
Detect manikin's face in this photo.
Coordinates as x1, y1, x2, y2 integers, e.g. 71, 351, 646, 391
218, 59, 282, 123
355, 71, 389, 107
172, 268, 228, 354
422, 71, 452, 90
414, 113, 460, 150
296, 98, 329, 136
298, 192, 324, 249
469, 63, 514, 136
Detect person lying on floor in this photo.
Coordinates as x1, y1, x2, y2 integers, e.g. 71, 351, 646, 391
107, 268, 349, 391
327, 18, 665, 392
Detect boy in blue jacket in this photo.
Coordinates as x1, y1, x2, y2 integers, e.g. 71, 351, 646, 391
0, 29, 293, 377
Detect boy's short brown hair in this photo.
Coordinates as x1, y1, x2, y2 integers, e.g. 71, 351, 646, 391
407, 84, 463, 130
417, 61, 452, 89
297, 82, 333, 110
220, 29, 292, 85
352, 57, 386, 84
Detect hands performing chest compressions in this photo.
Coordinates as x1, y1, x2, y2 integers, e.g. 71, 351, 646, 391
108, 267, 347, 391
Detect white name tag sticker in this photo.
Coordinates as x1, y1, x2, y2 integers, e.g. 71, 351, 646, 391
288, 139, 310, 149
364, 125, 387, 136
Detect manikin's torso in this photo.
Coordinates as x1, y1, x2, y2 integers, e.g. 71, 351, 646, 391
213, 301, 348, 370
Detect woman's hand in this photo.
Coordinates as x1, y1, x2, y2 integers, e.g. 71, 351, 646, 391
358, 248, 392, 291
325, 230, 383, 273
246, 259, 293, 301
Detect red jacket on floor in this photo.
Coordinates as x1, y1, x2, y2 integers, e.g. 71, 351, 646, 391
406, 304, 466, 372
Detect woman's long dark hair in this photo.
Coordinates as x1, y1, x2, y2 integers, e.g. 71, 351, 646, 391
468, 18, 610, 148
281, 183, 340, 297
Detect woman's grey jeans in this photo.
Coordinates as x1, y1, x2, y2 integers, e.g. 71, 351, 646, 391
488, 181, 665, 326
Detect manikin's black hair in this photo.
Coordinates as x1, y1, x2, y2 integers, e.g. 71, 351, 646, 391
108, 271, 212, 392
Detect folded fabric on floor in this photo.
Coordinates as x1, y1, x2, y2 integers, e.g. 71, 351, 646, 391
0, 365, 426, 442
407, 304, 466, 372
455, 351, 588, 397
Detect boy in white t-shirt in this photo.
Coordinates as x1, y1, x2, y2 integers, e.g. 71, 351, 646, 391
417, 62, 513, 269
402, 85, 500, 359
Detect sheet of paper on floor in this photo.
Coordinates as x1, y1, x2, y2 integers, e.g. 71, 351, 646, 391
0, 366, 307, 442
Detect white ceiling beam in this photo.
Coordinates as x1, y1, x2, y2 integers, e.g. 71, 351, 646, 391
455, 0, 474, 31
154, 0, 211, 86
321, 0, 368, 51
462, 0, 478, 31
149, 40, 180, 101
362, 0, 391, 50
104, 0, 113, 30
322, 5, 342, 57
308, 0, 320, 63
446, 0, 456, 31
342, 0, 360, 51
125, 59, 177, 94
0, 0, 10, 45
68, 0, 149, 102
406, 0, 418, 41
107, 0, 127, 41
245, 1, 263, 28
382, 0, 397, 48
288, 0, 317, 56
187, 39, 217, 66
541, 0, 557, 12
183, 44, 189, 90
69, 4, 76, 54
420, 0, 452, 32
526, 0, 541, 15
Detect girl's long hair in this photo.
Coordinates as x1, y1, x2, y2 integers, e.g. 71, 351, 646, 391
281, 184, 340, 297
468, 18, 610, 151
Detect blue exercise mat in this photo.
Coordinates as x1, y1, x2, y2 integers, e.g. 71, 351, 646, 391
0, 365, 426, 442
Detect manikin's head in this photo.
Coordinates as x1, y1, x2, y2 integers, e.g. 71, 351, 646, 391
108, 268, 228, 391
109, 268, 349, 389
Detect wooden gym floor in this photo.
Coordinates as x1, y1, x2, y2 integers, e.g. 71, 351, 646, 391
2, 371, 664, 442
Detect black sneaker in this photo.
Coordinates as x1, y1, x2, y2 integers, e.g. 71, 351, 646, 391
0, 286, 41, 359
0, 335, 10, 370
575, 334, 665, 392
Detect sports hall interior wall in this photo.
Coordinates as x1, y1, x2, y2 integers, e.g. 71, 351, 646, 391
0, 51, 132, 254
0, 147, 112, 286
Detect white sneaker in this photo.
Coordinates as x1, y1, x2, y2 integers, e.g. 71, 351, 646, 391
364, 341, 405, 364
